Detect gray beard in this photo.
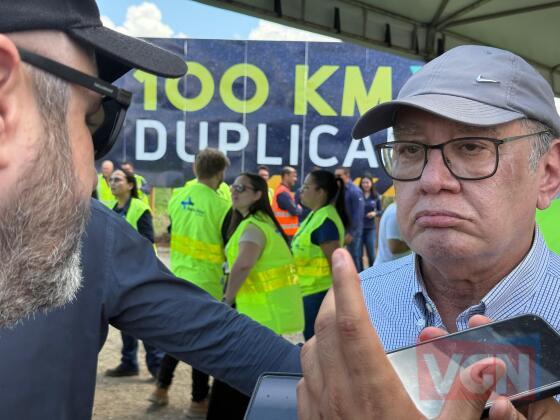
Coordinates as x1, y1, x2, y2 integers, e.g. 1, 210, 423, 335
0, 118, 90, 328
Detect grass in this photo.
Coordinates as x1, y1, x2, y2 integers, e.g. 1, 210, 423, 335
152, 187, 173, 245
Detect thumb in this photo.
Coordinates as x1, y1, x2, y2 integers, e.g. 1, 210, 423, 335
438, 357, 506, 420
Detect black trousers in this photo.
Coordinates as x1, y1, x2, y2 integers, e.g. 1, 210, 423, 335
157, 354, 210, 402
207, 379, 250, 420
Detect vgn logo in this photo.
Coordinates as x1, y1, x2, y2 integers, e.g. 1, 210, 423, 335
389, 333, 541, 417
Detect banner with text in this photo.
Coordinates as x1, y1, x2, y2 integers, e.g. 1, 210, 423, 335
106, 39, 423, 192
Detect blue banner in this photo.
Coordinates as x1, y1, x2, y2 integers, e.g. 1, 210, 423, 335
106, 39, 423, 193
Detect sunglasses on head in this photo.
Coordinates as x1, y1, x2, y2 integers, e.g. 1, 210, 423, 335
17, 47, 132, 160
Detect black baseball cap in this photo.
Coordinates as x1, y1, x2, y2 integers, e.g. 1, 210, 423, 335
0, 0, 187, 82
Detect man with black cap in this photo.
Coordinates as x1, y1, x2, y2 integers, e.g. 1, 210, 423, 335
297, 45, 560, 418
0, 1, 300, 418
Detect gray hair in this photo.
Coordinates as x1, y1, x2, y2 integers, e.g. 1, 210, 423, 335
521, 118, 556, 171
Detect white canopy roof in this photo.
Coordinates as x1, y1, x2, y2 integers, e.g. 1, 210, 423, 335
195, 0, 560, 95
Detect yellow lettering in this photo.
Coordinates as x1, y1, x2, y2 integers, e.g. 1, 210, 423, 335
165, 61, 214, 112
220, 64, 269, 113
294, 65, 338, 116
133, 70, 158, 111
341, 66, 392, 116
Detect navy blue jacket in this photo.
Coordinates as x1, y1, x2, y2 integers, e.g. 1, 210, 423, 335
344, 182, 365, 238
0, 200, 301, 419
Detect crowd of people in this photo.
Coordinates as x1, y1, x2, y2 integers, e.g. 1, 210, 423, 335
95, 153, 394, 417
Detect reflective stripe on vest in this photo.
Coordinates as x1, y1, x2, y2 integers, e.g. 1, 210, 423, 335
291, 204, 344, 296
272, 184, 299, 236
170, 234, 224, 264
226, 211, 304, 334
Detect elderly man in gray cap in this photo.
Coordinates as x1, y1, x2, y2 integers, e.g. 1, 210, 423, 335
298, 45, 560, 419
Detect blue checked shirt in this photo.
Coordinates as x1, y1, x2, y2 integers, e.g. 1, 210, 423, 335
360, 227, 560, 352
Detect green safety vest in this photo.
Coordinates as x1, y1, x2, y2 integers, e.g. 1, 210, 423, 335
226, 211, 304, 334
97, 174, 115, 207
291, 204, 344, 296
536, 198, 560, 255
135, 174, 150, 206
117, 198, 151, 231
184, 178, 231, 203
168, 182, 231, 299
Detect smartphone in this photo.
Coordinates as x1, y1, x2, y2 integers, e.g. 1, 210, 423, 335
244, 315, 560, 419
387, 314, 560, 417
244, 373, 300, 420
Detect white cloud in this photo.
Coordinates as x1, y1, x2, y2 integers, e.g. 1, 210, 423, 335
101, 2, 186, 38
249, 20, 339, 42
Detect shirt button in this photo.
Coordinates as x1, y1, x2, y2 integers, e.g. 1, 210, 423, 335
416, 318, 426, 328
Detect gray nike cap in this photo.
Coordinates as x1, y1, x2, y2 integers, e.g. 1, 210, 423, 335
352, 45, 560, 138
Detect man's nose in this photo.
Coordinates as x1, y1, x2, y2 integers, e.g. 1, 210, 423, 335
417, 148, 460, 193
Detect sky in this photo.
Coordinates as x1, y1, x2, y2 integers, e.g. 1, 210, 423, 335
97, 0, 338, 41
97, 0, 560, 111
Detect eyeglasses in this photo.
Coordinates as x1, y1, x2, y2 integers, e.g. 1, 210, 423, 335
375, 131, 551, 181
230, 183, 255, 193
17, 47, 132, 160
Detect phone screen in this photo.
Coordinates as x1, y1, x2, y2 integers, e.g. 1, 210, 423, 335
244, 373, 300, 420
387, 314, 560, 417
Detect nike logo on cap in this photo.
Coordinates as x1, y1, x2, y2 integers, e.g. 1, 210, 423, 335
476, 74, 500, 83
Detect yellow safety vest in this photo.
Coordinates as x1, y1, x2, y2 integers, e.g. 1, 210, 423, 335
134, 174, 150, 206
168, 182, 231, 299
291, 204, 344, 296
537, 198, 560, 255
97, 174, 115, 207
226, 211, 304, 334
184, 178, 231, 203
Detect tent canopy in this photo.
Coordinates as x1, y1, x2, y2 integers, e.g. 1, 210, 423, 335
194, 0, 560, 95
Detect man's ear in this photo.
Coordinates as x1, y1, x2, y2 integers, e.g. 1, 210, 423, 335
0, 35, 23, 166
536, 139, 560, 210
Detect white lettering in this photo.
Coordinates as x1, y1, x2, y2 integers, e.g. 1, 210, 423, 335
218, 122, 249, 154
342, 136, 378, 167
176, 121, 209, 163
135, 119, 166, 161
257, 123, 282, 165
309, 124, 339, 167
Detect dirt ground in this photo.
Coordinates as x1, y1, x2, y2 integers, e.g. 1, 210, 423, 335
93, 247, 196, 420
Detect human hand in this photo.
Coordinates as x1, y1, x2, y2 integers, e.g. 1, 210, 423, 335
419, 315, 560, 420
297, 249, 504, 419
366, 211, 376, 219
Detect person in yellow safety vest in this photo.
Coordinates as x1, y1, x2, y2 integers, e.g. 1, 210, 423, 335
212, 172, 304, 418
149, 148, 231, 418
96, 159, 116, 207
184, 178, 231, 203
537, 196, 560, 255
272, 166, 301, 242
104, 169, 164, 379
291, 169, 348, 340
121, 161, 151, 206
257, 164, 274, 202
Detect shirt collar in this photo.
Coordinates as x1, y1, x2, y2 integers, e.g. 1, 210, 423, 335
412, 227, 547, 322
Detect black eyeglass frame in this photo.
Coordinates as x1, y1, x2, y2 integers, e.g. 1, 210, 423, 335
375, 131, 551, 182
17, 47, 132, 160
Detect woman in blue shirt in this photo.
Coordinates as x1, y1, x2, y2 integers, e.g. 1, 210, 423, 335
360, 174, 382, 268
